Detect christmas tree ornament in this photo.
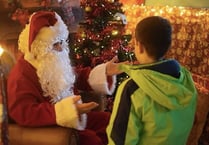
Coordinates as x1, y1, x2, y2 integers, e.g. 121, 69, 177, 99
111, 30, 119, 36
85, 6, 92, 12
114, 12, 127, 24
11, 8, 30, 26
107, 0, 115, 3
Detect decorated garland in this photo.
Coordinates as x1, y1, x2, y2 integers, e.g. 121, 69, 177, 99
7, 0, 75, 27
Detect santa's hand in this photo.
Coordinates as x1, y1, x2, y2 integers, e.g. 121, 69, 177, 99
73, 95, 99, 114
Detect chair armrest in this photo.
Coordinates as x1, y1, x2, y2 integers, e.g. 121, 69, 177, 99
8, 124, 79, 145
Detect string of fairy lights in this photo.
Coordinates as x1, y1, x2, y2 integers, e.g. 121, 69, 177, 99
123, 5, 209, 76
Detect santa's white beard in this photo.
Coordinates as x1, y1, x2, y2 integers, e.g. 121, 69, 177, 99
36, 48, 75, 103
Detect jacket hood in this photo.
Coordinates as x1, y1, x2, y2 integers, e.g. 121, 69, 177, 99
120, 60, 197, 110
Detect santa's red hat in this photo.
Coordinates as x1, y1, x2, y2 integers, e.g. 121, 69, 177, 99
18, 11, 69, 55
28, 11, 57, 51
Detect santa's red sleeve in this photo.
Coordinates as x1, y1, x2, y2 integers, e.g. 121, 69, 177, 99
74, 63, 116, 95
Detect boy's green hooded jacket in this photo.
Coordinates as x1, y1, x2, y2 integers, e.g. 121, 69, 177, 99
107, 59, 197, 145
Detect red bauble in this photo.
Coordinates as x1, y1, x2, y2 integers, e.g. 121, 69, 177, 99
11, 8, 30, 26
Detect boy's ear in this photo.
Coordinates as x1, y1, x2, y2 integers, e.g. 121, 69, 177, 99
138, 42, 145, 53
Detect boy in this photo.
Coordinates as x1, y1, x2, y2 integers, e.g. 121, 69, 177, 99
107, 16, 197, 145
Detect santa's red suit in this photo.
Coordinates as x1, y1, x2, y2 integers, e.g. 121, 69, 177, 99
7, 11, 116, 145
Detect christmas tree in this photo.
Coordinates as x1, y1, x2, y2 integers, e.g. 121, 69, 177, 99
69, 0, 134, 67
69, 0, 135, 111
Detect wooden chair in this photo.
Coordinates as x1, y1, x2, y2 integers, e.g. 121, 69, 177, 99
0, 63, 80, 145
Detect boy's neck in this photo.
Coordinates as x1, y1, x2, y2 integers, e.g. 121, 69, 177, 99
139, 56, 157, 64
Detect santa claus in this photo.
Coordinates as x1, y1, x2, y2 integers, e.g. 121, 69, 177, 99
7, 11, 123, 145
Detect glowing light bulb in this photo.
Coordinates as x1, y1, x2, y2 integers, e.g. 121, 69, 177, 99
0, 46, 4, 57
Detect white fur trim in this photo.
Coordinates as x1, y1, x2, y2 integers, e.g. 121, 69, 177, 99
55, 97, 87, 130
88, 63, 116, 95
18, 23, 30, 55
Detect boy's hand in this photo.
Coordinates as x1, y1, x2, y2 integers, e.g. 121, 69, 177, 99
106, 56, 129, 76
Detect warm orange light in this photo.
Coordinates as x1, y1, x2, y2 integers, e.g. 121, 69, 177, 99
0, 46, 4, 57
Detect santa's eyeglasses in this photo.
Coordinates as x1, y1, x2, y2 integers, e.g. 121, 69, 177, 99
53, 40, 64, 52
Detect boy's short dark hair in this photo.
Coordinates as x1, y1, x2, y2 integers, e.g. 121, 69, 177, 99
135, 16, 172, 59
